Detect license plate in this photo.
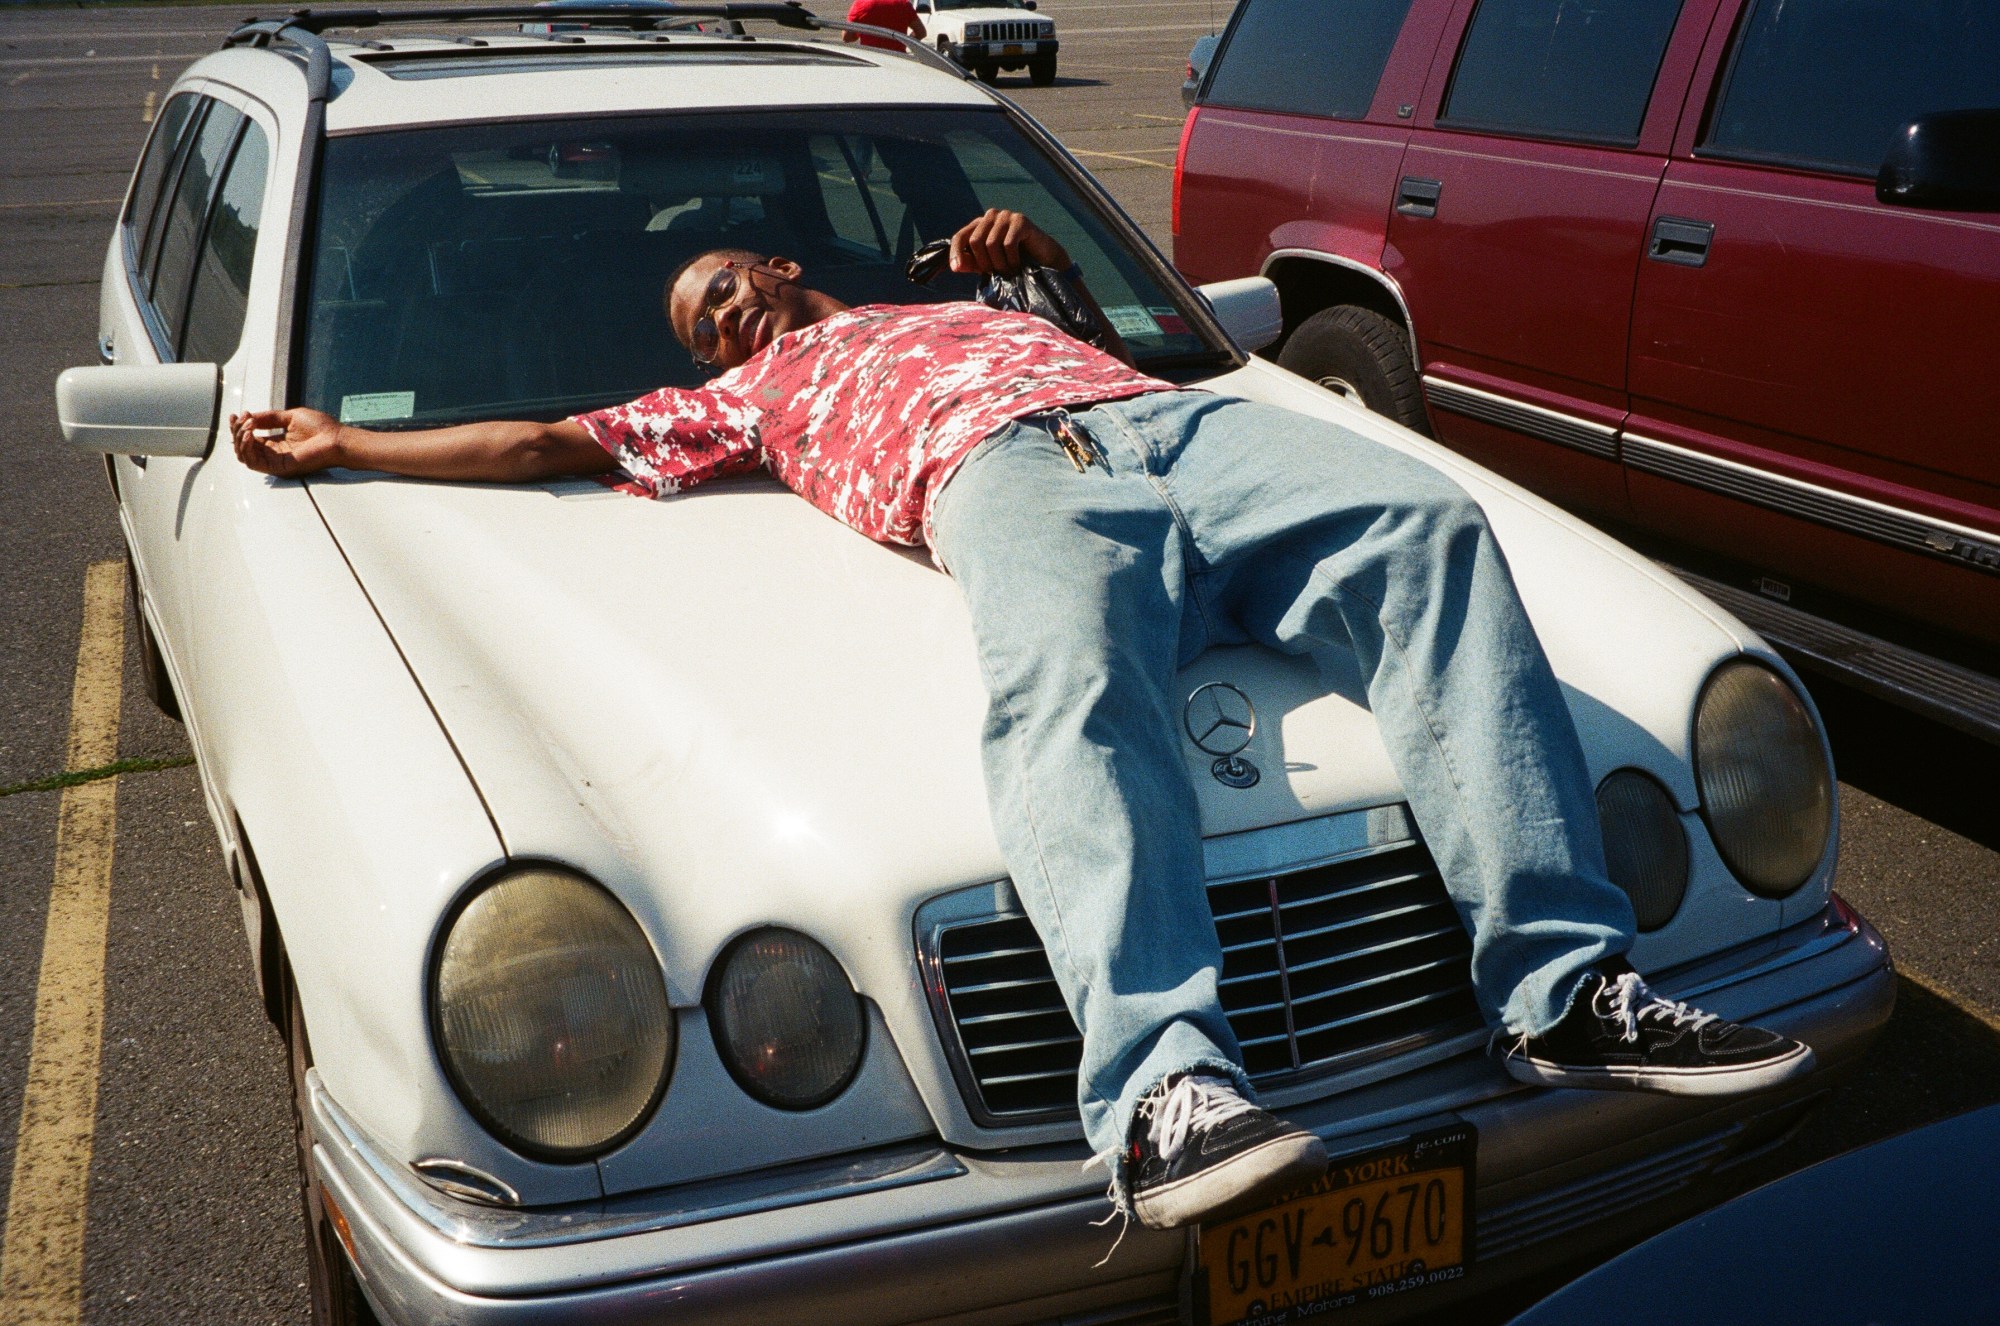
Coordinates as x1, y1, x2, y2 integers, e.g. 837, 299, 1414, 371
1002, 42, 1024, 55
1190, 1125, 1476, 1324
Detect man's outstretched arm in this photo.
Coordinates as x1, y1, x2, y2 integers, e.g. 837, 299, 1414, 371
229, 408, 617, 483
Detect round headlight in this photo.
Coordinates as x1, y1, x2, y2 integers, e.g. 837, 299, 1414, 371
1595, 769, 1689, 930
1694, 659, 1834, 896
433, 867, 673, 1160
709, 929, 865, 1110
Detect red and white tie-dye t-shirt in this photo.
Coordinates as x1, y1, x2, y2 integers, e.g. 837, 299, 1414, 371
570, 301, 1173, 550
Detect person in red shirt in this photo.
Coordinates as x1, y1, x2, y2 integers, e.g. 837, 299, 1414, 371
842, 0, 925, 50
231, 208, 1815, 1238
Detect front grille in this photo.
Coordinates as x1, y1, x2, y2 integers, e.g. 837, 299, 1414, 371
972, 20, 1048, 41
932, 841, 1480, 1120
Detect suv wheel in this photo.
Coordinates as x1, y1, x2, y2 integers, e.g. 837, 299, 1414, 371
287, 969, 383, 1326
1277, 305, 1429, 435
1029, 53, 1056, 85
975, 62, 1000, 84
125, 553, 180, 722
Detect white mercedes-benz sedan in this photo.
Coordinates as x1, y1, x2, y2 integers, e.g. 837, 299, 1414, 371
56, 6, 1893, 1324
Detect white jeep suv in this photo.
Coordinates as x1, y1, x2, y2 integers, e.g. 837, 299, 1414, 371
918, 0, 1058, 84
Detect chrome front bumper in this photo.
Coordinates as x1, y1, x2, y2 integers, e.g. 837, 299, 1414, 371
315, 898, 1893, 1326
948, 38, 1058, 61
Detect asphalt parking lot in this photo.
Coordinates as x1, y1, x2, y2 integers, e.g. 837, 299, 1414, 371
0, 4, 1996, 1324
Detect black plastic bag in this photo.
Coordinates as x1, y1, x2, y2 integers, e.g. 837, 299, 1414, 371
905, 239, 1109, 351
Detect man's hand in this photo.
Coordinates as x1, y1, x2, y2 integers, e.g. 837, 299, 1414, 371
949, 208, 1070, 278
946, 208, 1136, 366
231, 407, 345, 478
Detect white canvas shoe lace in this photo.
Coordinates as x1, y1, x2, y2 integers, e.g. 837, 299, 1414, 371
1080, 1073, 1258, 1268
1601, 971, 1718, 1044
1141, 1073, 1258, 1163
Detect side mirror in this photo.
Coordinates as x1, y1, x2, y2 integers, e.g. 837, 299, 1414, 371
1198, 277, 1283, 352
1877, 109, 2000, 212
56, 362, 219, 457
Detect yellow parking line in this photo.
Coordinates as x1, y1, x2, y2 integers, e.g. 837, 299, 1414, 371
140, 90, 155, 123
0, 560, 126, 1326
1071, 149, 1174, 169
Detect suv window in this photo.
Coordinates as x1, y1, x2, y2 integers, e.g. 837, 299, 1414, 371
150, 102, 244, 357
1204, 0, 1415, 120
124, 93, 199, 270
1441, 0, 1685, 145
180, 119, 270, 364
1704, 0, 2000, 177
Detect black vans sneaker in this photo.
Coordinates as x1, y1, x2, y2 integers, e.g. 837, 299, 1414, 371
1497, 963, 1814, 1097
1127, 1074, 1326, 1230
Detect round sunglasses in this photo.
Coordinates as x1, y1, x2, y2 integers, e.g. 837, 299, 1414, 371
689, 260, 781, 367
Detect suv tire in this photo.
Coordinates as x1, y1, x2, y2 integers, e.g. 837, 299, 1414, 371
975, 62, 1000, 84
1276, 304, 1430, 435
287, 968, 383, 1326
1029, 53, 1056, 85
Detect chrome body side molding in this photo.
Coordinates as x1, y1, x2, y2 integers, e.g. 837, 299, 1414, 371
1414, 375, 2000, 580
1421, 376, 1618, 459
1623, 432, 2000, 578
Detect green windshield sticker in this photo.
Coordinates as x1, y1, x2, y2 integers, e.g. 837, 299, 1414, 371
1103, 305, 1162, 338
340, 392, 416, 423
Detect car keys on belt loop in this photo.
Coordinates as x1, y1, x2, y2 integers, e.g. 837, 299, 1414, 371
1047, 408, 1097, 472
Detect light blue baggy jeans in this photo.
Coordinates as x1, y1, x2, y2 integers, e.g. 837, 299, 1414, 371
928, 390, 1636, 1200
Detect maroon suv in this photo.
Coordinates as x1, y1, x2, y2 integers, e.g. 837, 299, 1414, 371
1174, 0, 2000, 742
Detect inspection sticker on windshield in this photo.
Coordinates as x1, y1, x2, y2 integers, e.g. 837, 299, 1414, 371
1190, 1125, 1476, 1324
339, 391, 415, 423
1102, 305, 1162, 338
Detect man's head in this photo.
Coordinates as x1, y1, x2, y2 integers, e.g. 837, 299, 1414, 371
666, 248, 828, 371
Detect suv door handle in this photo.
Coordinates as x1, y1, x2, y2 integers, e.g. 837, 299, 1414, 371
1649, 216, 1715, 267
1396, 177, 1441, 218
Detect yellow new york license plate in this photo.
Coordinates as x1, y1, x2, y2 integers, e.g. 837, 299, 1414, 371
1191, 1126, 1476, 1324
1002, 42, 1024, 55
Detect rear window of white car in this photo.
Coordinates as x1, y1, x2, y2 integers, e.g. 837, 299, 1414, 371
298, 108, 1218, 429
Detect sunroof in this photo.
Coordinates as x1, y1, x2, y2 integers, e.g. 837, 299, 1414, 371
362, 46, 868, 80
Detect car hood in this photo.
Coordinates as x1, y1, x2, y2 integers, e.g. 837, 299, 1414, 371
934, 7, 1049, 25
304, 361, 1750, 1000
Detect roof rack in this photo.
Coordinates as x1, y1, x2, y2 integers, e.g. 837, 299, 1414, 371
239, 3, 818, 37
223, 4, 967, 97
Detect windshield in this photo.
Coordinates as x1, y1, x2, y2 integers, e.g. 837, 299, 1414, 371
930, 0, 1036, 10
300, 107, 1222, 429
